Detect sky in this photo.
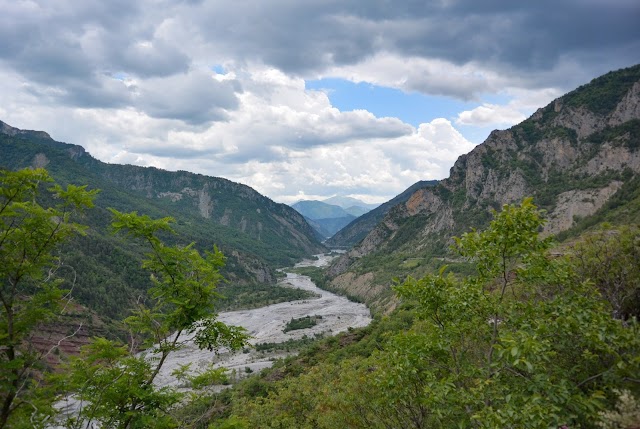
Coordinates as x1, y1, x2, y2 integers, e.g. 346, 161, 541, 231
1, 1, 639, 204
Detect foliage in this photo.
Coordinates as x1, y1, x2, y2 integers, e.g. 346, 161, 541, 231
567, 225, 640, 319
216, 282, 317, 311
54, 210, 250, 429
0, 168, 97, 428
254, 335, 325, 353
282, 315, 322, 333
598, 390, 640, 429
564, 64, 640, 115
212, 199, 640, 428
587, 120, 640, 151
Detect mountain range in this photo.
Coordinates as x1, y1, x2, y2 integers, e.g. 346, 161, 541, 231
291, 197, 379, 239
4, 64, 639, 319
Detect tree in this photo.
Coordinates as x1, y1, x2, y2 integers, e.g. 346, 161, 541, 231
389, 198, 640, 428
55, 210, 249, 429
0, 168, 97, 428
568, 225, 640, 319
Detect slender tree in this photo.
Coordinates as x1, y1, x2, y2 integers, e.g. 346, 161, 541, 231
56, 210, 249, 429
0, 168, 97, 428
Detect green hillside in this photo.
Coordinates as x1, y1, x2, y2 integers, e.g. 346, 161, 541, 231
0, 126, 325, 318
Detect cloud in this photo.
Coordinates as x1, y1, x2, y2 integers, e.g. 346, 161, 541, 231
184, 0, 640, 93
135, 69, 242, 124
456, 104, 526, 127
0, 62, 475, 203
216, 117, 475, 203
0, 0, 638, 204
323, 55, 494, 100
456, 87, 563, 127
2, 0, 638, 109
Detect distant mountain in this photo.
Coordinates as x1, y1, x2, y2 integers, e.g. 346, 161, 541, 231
343, 205, 370, 217
0, 121, 325, 319
328, 64, 640, 312
308, 215, 356, 239
290, 200, 357, 238
322, 196, 379, 211
325, 180, 438, 248
291, 197, 380, 239
303, 217, 334, 240
291, 200, 350, 220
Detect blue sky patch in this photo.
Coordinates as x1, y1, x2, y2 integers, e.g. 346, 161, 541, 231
306, 78, 478, 127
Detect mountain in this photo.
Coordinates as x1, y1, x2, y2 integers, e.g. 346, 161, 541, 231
326, 180, 438, 248
0, 122, 325, 318
322, 196, 379, 211
327, 64, 640, 312
292, 197, 380, 239
308, 215, 357, 239
291, 200, 357, 239
291, 200, 351, 220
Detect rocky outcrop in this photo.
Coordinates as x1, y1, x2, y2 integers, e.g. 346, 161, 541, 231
0, 120, 51, 140
328, 64, 640, 311
543, 181, 624, 235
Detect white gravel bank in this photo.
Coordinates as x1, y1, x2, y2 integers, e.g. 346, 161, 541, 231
152, 253, 372, 388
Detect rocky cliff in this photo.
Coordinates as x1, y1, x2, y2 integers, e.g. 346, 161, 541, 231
328, 64, 640, 312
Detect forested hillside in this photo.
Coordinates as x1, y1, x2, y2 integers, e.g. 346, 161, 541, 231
0, 125, 325, 318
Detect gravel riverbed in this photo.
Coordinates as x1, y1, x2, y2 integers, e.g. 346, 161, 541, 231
153, 253, 372, 388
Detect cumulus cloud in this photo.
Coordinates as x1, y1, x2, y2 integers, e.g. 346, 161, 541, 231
0, 63, 475, 203
456, 104, 527, 127
219, 117, 475, 203
456, 87, 563, 127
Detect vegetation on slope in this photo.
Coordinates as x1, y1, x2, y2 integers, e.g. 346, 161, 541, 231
327, 64, 640, 311
0, 169, 251, 428
0, 129, 325, 320
202, 199, 640, 429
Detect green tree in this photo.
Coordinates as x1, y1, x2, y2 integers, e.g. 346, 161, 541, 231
390, 198, 639, 427
568, 225, 640, 319
55, 210, 249, 429
0, 168, 97, 428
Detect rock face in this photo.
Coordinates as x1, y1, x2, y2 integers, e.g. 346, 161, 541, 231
328, 64, 640, 312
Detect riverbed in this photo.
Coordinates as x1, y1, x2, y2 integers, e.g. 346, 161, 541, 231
152, 253, 372, 388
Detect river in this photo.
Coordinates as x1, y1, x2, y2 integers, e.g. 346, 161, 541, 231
152, 252, 372, 388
